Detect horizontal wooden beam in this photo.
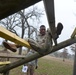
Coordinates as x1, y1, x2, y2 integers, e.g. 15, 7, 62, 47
0, 61, 11, 65
0, 37, 76, 73
0, 53, 25, 58
0, 26, 31, 49
0, 0, 41, 20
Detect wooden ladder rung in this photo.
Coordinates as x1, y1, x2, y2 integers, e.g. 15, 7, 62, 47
0, 26, 31, 49
0, 61, 11, 65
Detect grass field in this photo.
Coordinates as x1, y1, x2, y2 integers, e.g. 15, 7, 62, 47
0, 55, 74, 75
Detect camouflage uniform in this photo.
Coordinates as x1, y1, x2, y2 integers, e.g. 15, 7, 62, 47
36, 30, 53, 51
26, 50, 38, 75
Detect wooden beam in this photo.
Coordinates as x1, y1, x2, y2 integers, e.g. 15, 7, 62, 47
0, 26, 31, 49
43, 0, 57, 42
0, 0, 41, 20
71, 28, 76, 38
0, 61, 11, 65
0, 53, 25, 58
0, 37, 76, 73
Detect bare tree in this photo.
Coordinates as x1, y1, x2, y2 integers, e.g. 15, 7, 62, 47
0, 13, 20, 52
17, 6, 43, 54
0, 13, 20, 36
17, 6, 43, 37
70, 43, 76, 52
0, 6, 44, 54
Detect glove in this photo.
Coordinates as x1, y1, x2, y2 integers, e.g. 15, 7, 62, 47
35, 66, 38, 69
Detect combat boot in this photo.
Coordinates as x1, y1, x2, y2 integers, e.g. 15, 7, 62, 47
3, 41, 21, 52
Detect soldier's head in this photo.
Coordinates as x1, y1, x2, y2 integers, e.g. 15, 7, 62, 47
39, 25, 46, 35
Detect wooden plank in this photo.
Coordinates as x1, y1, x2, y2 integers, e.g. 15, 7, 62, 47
0, 26, 31, 49
71, 28, 76, 38
0, 53, 25, 58
0, 0, 41, 20
0, 61, 11, 65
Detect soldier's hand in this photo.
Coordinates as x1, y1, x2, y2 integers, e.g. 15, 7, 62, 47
35, 66, 38, 69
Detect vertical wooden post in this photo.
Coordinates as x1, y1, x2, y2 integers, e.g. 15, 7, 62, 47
3, 58, 10, 75
43, 0, 57, 45
43, 0, 56, 36
73, 44, 76, 75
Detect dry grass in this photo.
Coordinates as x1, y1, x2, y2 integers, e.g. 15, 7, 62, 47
42, 55, 73, 65
0, 55, 74, 75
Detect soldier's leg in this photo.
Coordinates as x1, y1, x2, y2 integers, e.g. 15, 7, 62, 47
2, 38, 29, 52
30, 65, 35, 75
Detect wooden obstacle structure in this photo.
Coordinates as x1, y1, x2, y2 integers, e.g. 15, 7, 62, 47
0, 0, 57, 45
0, 0, 76, 75
0, 26, 76, 74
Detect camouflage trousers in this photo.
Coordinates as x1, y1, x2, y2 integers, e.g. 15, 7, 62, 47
27, 65, 35, 75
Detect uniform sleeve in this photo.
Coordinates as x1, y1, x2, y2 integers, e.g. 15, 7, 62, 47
44, 31, 53, 50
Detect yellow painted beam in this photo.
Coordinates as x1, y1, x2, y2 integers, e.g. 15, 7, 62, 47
0, 61, 11, 65
0, 26, 31, 49
71, 28, 76, 38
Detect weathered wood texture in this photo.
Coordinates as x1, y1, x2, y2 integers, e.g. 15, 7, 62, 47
0, 37, 76, 73
0, 0, 41, 20
0, 61, 11, 65
43, 0, 56, 39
